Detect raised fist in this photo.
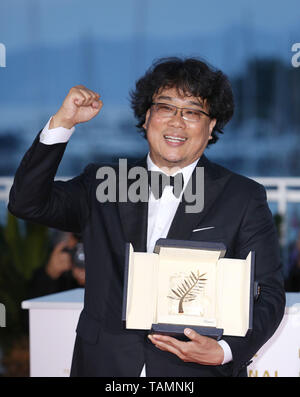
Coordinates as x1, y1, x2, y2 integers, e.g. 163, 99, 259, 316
50, 85, 103, 129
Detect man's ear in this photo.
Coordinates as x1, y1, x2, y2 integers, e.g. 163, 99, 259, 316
209, 118, 217, 135
143, 109, 151, 130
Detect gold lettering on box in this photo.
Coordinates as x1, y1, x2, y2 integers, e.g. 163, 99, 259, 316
249, 370, 278, 377
248, 370, 258, 377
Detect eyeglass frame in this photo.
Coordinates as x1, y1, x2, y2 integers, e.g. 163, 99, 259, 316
151, 101, 211, 122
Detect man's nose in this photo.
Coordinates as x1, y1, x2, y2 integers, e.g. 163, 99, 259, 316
168, 109, 186, 127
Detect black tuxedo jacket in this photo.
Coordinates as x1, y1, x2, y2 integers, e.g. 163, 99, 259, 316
8, 133, 285, 377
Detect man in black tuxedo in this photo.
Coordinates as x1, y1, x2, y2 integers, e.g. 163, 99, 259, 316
8, 57, 285, 377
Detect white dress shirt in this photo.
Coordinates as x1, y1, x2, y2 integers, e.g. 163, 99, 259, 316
146, 154, 197, 254
40, 117, 233, 370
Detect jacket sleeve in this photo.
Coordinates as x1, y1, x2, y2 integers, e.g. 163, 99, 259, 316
223, 183, 286, 376
8, 132, 95, 233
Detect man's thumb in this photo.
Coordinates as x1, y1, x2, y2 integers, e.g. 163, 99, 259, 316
184, 328, 200, 341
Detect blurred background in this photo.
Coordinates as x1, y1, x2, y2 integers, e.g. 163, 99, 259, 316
0, 0, 300, 376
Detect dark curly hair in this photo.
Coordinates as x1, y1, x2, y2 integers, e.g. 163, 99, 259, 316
130, 56, 234, 145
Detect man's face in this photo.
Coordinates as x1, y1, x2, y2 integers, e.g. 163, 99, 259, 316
143, 87, 216, 171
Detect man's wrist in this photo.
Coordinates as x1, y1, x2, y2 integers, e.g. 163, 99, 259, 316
50, 114, 75, 130
39, 117, 75, 145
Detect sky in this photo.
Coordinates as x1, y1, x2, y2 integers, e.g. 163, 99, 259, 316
0, 0, 299, 50
0, 0, 299, 206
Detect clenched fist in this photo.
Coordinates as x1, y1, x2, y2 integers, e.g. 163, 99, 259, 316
50, 85, 103, 130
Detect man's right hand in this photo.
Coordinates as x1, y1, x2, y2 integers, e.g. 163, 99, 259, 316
50, 85, 103, 130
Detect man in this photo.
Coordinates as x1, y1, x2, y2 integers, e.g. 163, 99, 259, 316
8, 57, 285, 377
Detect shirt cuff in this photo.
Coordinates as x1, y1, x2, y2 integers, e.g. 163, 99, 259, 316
39, 117, 75, 145
217, 339, 233, 364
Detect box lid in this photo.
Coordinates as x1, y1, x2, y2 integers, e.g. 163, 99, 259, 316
154, 238, 226, 257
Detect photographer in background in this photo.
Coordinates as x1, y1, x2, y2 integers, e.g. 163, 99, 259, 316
30, 231, 85, 298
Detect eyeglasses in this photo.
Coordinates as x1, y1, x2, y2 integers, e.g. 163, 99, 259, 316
151, 102, 211, 122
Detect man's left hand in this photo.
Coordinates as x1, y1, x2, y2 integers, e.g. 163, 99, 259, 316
148, 328, 224, 366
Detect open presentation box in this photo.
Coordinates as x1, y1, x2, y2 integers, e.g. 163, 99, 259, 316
122, 239, 256, 339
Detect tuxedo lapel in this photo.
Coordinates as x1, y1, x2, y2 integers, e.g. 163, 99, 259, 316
117, 157, 148, 252
117, 154, 231, 250
167, 155, 230, 240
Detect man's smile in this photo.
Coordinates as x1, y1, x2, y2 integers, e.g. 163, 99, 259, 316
164, 134, 188, 145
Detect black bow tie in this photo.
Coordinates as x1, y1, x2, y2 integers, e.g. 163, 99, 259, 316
148, 171, 184, 199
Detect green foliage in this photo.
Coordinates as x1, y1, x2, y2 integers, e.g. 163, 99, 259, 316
0, 211, 50, 351
4, 213, 50, 280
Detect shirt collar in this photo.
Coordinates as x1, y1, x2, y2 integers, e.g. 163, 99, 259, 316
146, 153, 199, 188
